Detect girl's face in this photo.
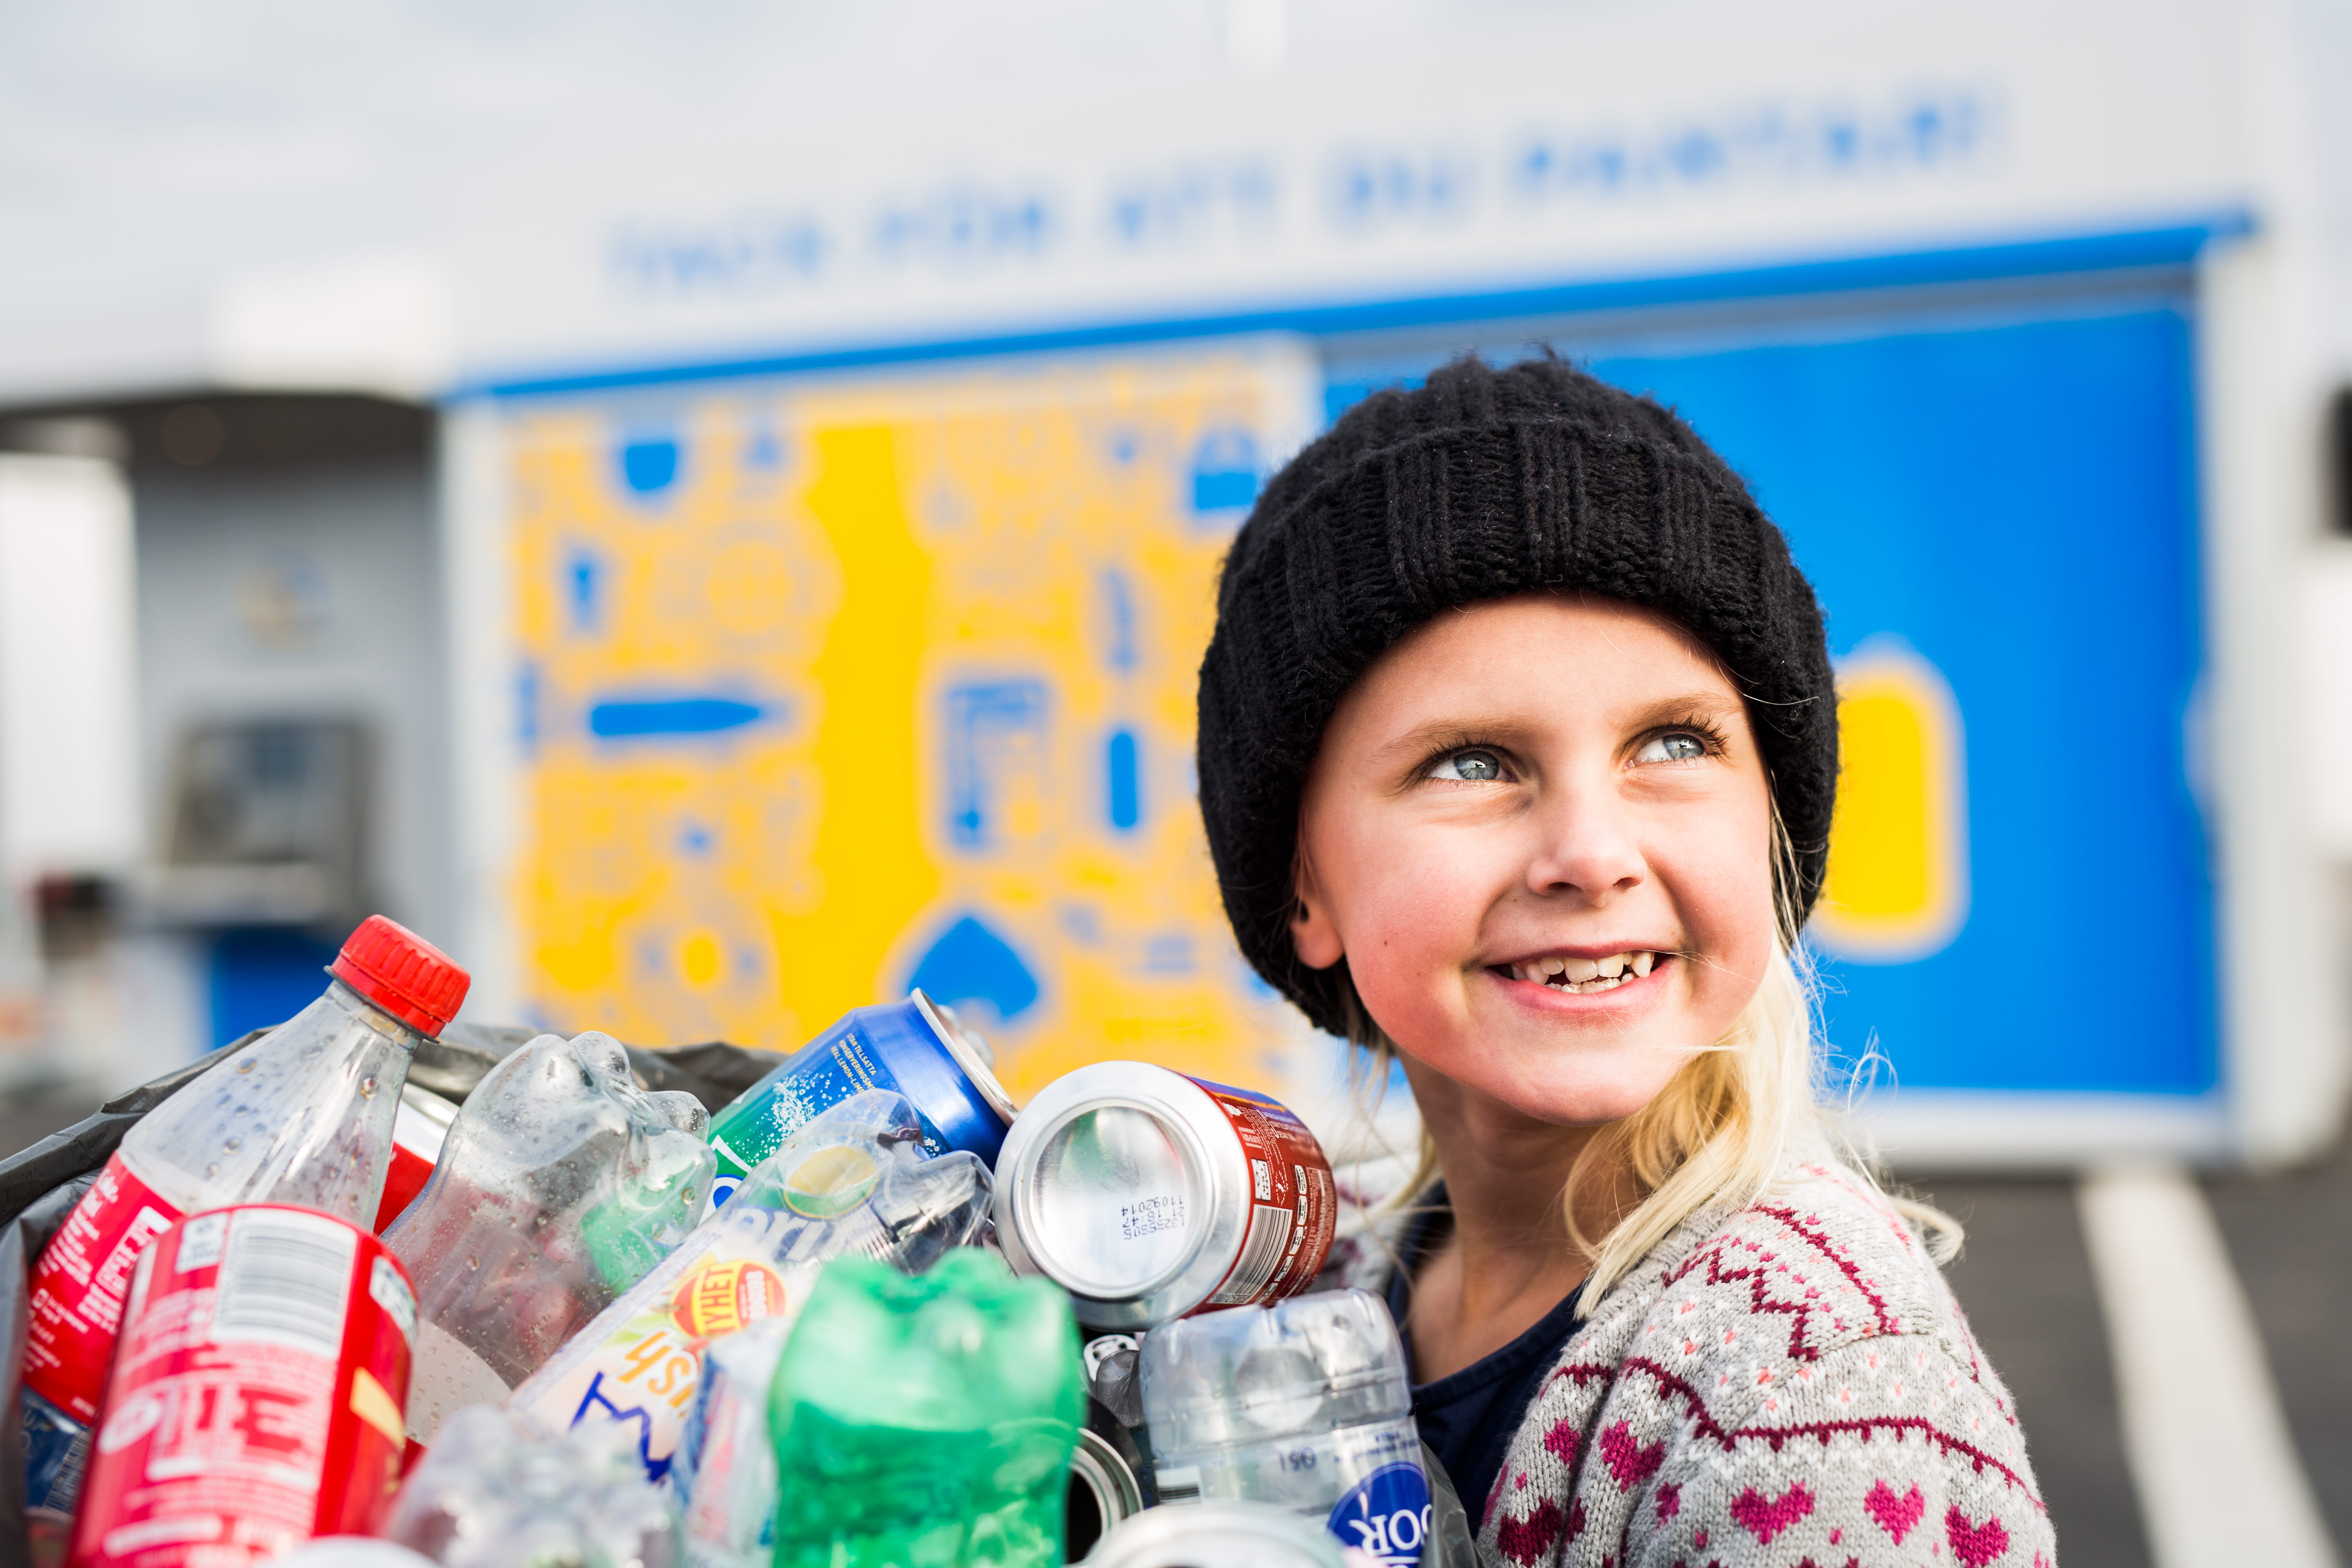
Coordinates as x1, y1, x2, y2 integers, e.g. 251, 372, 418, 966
1292, 594, 1777, 1127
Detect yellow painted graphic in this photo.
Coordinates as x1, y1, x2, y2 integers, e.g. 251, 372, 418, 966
506, 347, 1314, 1099
1814, 638, 1969, 962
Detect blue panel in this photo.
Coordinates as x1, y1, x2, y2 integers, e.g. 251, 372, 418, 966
1586, 309, 2211, 1094
944, 680, 1049, 848
517, 662, 542, 751
1192, 428, 1261, 514
208, 928, 341, 1049
588, 695, 770, 737
619, 435, 681, 496
908, 913, 1042, 1023
1107, 729, 1142, 831
1331, 303, 2213, 1097
565, 546, 604, 631
1099, 570, 1139, 673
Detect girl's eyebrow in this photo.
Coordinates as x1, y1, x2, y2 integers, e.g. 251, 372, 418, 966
1370, 715, 1532, 764
1374, 690, 1745, 762
1632, 690, 1748, 725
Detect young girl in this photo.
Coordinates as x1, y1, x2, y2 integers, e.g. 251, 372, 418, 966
1196, 356, 2052, 1567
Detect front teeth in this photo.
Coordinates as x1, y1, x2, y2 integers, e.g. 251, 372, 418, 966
1510, 951, 1659, 992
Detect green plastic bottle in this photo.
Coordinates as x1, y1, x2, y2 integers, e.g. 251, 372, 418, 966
768, 1249, 1082, 1567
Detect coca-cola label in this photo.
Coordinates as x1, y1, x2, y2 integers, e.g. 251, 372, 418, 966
1189, 1078, 1336, 1309
24, 1153, 186, 1423
66, 1205, 414, 1568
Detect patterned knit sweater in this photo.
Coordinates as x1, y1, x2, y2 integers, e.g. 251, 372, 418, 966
1323, 1156, 2054, 1568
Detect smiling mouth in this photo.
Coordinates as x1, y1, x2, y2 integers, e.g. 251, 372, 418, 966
1497, 951, 1662, 995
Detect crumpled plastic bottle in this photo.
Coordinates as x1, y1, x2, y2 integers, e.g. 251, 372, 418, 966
505, 1088, 991, 1483
768, 1247, 1083, 1568
384, 1030, 715, 1442
672, 1316, 789, 1568
383, 1405, 681, 1568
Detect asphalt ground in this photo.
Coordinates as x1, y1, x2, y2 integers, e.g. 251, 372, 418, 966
4, 1084, 2341, 1565
1919, 1175, 2158, 1568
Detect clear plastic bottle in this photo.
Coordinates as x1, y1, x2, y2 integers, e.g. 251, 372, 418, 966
21, 914, 468, 1517
504, 1089, 992, 1483
384, 1405, 682, 1568
384, 1030, 715, 1443
1140, 1290, 1433, 1568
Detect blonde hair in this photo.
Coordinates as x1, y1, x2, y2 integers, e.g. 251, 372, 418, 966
1342, 815, 1960, 1312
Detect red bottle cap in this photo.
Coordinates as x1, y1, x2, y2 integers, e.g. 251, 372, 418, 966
330, 915, 471, 1037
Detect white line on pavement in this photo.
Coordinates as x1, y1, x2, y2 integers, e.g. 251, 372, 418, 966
2078, 1164, 2338, 1568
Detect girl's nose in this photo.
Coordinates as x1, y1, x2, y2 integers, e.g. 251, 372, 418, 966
1522, 788, 1646, 905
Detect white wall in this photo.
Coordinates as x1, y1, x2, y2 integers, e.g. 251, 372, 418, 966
0, 454, 142, 881
0, 0, 2280, 401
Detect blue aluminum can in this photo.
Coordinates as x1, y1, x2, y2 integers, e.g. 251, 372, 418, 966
702, 990, 1016, 1208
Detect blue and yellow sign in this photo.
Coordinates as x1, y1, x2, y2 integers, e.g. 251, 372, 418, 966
503, 347, 1314, 1098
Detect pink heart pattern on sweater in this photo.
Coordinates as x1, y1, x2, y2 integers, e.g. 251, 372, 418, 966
1494, 1499, 1562, 1565
1865, 1480, 1925, 1543
1599, 1421, 1664, 1490
1542, 1417, 1580, 1466
1728, 1481, 1815, 1544
1946, 1506, 2011, 1567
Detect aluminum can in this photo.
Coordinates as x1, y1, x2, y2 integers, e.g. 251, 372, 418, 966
702, 989, 1014, 1208
1067, 1428, 1147, 1559
993, 1063, 1336, 1331
67, 1204, 418, 1568
1084, 1502, 1350, 1568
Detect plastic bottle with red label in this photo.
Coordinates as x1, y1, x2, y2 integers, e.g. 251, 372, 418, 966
383, 1029, 715, 1443
21, 915, 469, 1520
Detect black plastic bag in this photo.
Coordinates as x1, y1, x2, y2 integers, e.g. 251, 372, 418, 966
0, 1025, 787, 1564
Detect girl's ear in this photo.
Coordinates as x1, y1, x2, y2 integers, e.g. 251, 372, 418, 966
1291, 850, 1345, 970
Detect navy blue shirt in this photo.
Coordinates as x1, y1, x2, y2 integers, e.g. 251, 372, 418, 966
1383, 1196, 1585, 1523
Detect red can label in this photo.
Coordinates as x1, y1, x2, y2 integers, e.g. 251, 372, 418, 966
1189, 1077, 1336, 1309
66, 1205, 416, 1568
25, 1153, 188, 1424
370, 1094, 453, 1234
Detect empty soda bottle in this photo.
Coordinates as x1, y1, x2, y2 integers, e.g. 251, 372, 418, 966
383, 1404, 681, 1568
769, 1248, 1083, 1568
1140, 1290, 1433, 1568
385, 1029, 715, 1442
673, 1317, 788, 1568
21, 914, 468, 1518
506, 1089, 992, 1483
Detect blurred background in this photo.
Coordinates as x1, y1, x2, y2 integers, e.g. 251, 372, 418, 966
2, 2, 2350, 1562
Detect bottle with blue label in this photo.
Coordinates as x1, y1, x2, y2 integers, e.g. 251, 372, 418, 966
1139, 1288, 1435, 1568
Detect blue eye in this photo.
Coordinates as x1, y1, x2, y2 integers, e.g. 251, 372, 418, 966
1429, 748, 1502, 782
1635, 732, 1708, 764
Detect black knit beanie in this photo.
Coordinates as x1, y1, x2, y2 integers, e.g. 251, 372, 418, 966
1196, 353, 1838, 1037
